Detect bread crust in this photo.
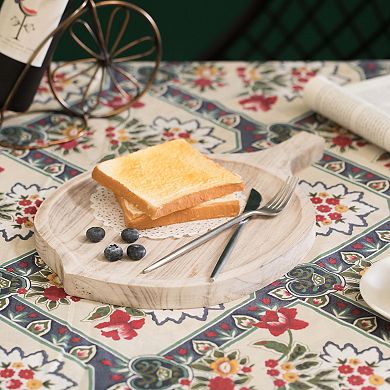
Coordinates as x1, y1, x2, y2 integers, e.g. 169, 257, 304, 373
118, 197, 240, 229
92, 165, 244, 220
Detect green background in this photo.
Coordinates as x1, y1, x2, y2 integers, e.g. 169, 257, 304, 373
1, 0, 390, 61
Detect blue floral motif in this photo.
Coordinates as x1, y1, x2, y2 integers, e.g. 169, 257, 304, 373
128, 355, 192, 390
0, 269, 30, 299
285, 264, 345, 298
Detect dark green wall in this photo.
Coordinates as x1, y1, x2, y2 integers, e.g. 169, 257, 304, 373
1, 0, 390, 61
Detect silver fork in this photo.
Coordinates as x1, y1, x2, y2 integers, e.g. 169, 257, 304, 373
142, 176, 299, 275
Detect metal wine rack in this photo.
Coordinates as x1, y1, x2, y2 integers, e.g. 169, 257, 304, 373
0, 0, 162, 150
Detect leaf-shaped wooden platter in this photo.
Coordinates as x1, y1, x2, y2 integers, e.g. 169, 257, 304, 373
34, 133, 324, 309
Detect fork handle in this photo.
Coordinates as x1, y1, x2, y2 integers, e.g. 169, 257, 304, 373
142, 211, 257, 274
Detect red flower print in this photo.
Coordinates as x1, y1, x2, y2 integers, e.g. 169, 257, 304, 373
310, 197, 322, 204
316, 215, 325, 222
347, 375, 364, 385
333, 284, 344, 291
17, 288, 27, 294
19, 199, 32, 206
253, 307, 308, 336
265, 359, 278, 368
194, 78, 212, 88
163, 131, 174, 138
0, 368, 14, 378
0, 166, 4, 173
18, 369, 34, 379
7, 379, 22, 389
70, 296, 81, 302
15, 305, 24, 312
332, 135, 352, 147
179, 132, 190, 139
178, 348, 187, 355
35, 199, 42, 207
58, 326, 67, 335
18, 261, 29, 268
328, 258, 337, 264
101, 359, 112, 366
326, 198, 340, 205
316, 205, 331, 213
24, 206, 37, 215
274, 379, 286, 388
242, 366, 252, 373
338, 364, 354, 374
180, 378, 191, 386
220, 323, 230, 330
351, 309, 361, 315
206, 331, 217, 337
15, 217, 28, 225
131, 100, 145, 109
262, 297, 271, 305
239, 94, 277, 112
352, 243, 363, 249
267, 369, 280, 376
95, 310, 145, 341
59, 139, 78, 150
71, 337, 81, 342
111, 374, 124, 381
336, 301, 346, 309
248, 305, 258, 311
104, 96, 127, 109
358, 366, 374, 375
208, 376, 234, 390
328, 212, 342, 221
43, 286, 67, 301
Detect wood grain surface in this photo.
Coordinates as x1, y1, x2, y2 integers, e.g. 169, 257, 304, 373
34, 132, 325, 309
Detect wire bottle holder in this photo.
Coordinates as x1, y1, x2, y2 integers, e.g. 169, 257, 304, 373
0, 0, 162, 150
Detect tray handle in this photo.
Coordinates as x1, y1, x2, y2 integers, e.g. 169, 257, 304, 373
217, 132, 325, 175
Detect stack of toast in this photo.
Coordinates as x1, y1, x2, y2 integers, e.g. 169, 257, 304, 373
92, 139, 244, 229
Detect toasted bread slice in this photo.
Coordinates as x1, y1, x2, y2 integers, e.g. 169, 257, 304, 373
117, 194, 240, 229
92, 139, 244, 220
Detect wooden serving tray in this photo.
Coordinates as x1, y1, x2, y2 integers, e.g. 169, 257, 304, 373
34, 133, 324, 309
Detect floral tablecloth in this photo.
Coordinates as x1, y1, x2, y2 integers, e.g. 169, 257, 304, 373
0, 61, 390, 390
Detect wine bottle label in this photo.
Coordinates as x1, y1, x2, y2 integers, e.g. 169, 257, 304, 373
0, 0, 68, 67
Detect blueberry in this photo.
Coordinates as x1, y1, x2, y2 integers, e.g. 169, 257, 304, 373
121, 228, 139, 243
86, 227, 105, 243
127, 244, 146, 260
104, 244, 123, 262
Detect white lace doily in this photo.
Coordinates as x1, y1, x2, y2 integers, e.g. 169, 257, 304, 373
90, 186, 244, 239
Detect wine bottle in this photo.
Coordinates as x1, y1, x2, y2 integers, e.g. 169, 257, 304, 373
0, 0, 70, 112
